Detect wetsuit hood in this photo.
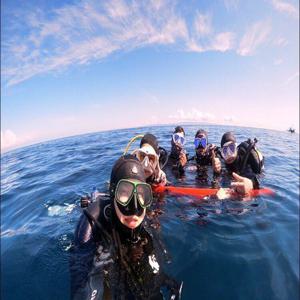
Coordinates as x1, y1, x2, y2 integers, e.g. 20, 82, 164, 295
109, 154, 146, 240
140, 134, 159, 154
174, 126, 185, 135
195, 129, 207, 139
221, 131, 236, 147
110, 154, 146, 195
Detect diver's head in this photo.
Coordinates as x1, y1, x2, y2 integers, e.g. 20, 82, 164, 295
110, 155, 153, 229
171, 126, 185, 153
194, 129, 208, 156
220, 132, 237, 164
133, 133, 159, 178
140, 133, 159, 154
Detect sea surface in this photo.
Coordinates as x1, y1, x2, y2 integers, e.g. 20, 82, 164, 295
1, 124, 299, 300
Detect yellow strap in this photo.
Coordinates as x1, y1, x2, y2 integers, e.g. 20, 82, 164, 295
123, 134, 144, 155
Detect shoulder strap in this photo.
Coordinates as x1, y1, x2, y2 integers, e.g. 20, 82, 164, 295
158, 146, 169, 169
240, 138, 258, 173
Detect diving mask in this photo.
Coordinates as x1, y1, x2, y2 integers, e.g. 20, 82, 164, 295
133, 146, 158, 175
194, 137, 207, 149
115, 179, 153, 209
221, 142, 237, 162
172, 133, 185, 146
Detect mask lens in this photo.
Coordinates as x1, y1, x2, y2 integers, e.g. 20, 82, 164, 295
173, 134, 185, 146
228, 143, 235, 153
222, 146, 228, 156
194, 137, 207, 149
221, 143, 236, 159
148, 154, 157, 166
116, 181, 134, 205
138, 152, 146, 162
136, 184, 152, 207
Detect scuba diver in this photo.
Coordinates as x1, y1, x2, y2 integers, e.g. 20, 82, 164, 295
169, 126, 188, 175
218, 132, 264, 196
185, 129, 221, 186
188, 129, 221, 173
132, 133, 167, 186
70, 155, 182, 300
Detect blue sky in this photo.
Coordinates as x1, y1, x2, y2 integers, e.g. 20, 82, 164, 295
1, 0, 299, 151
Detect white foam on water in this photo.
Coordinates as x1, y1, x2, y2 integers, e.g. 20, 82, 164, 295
47, 203, 76, 217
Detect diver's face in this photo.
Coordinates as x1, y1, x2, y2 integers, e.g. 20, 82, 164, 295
224, 155, 237, 164
135, 145, 158, 178
196, 147, 206, 156
114, 200, 146, 229
221, 142, 237, 164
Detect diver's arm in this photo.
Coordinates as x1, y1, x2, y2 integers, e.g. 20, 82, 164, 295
70, 215, 97, 300
71, 244, 112, 300
71, 211, 112, 300
211, 147, 221, 174
74, 214, 94, 245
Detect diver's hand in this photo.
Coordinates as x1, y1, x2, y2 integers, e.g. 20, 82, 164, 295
212, 150, 221, 173
179, 152, 187, 167
216, 188, 232, 200
231, 172, 253, 196
156, 169, 167, 186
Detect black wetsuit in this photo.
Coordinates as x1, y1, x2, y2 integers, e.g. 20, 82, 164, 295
168, 142, 187, 175
189, 144, 216, 167
187, 145, 220, 185
70, 196, 181, 300
224, 140, 264, 189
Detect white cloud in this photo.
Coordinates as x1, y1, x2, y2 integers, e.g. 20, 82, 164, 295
273, 37, 288, 47
224, 116, 237, 122
1, 129, 38, 152
274, 58, 283, 65
2, 1, 276, 86
1, 130, 17, 150
223, 0, 239, 11
3, 0, 189, 86
194, 12, 212, 36
271, 0, 299, 18
186, 39, 204, 52
168, 108, 216, 122
284, 71, 299, 85
237, 20, 272, 56
210, 32, 235, 52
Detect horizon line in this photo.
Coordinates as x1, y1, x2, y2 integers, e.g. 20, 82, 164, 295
1, 121, 297, 155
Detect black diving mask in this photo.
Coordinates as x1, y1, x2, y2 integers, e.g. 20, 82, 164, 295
114, 179, 153, 216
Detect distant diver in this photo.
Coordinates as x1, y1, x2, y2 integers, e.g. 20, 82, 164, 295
288, 127, 295, 133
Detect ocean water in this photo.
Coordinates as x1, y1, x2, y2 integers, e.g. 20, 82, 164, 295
1, 124, 299, 300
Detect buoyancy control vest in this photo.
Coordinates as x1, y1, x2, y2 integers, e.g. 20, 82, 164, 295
237, 138, 264, 175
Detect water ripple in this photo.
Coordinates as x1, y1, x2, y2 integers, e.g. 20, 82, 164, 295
1, 125, 299, 300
